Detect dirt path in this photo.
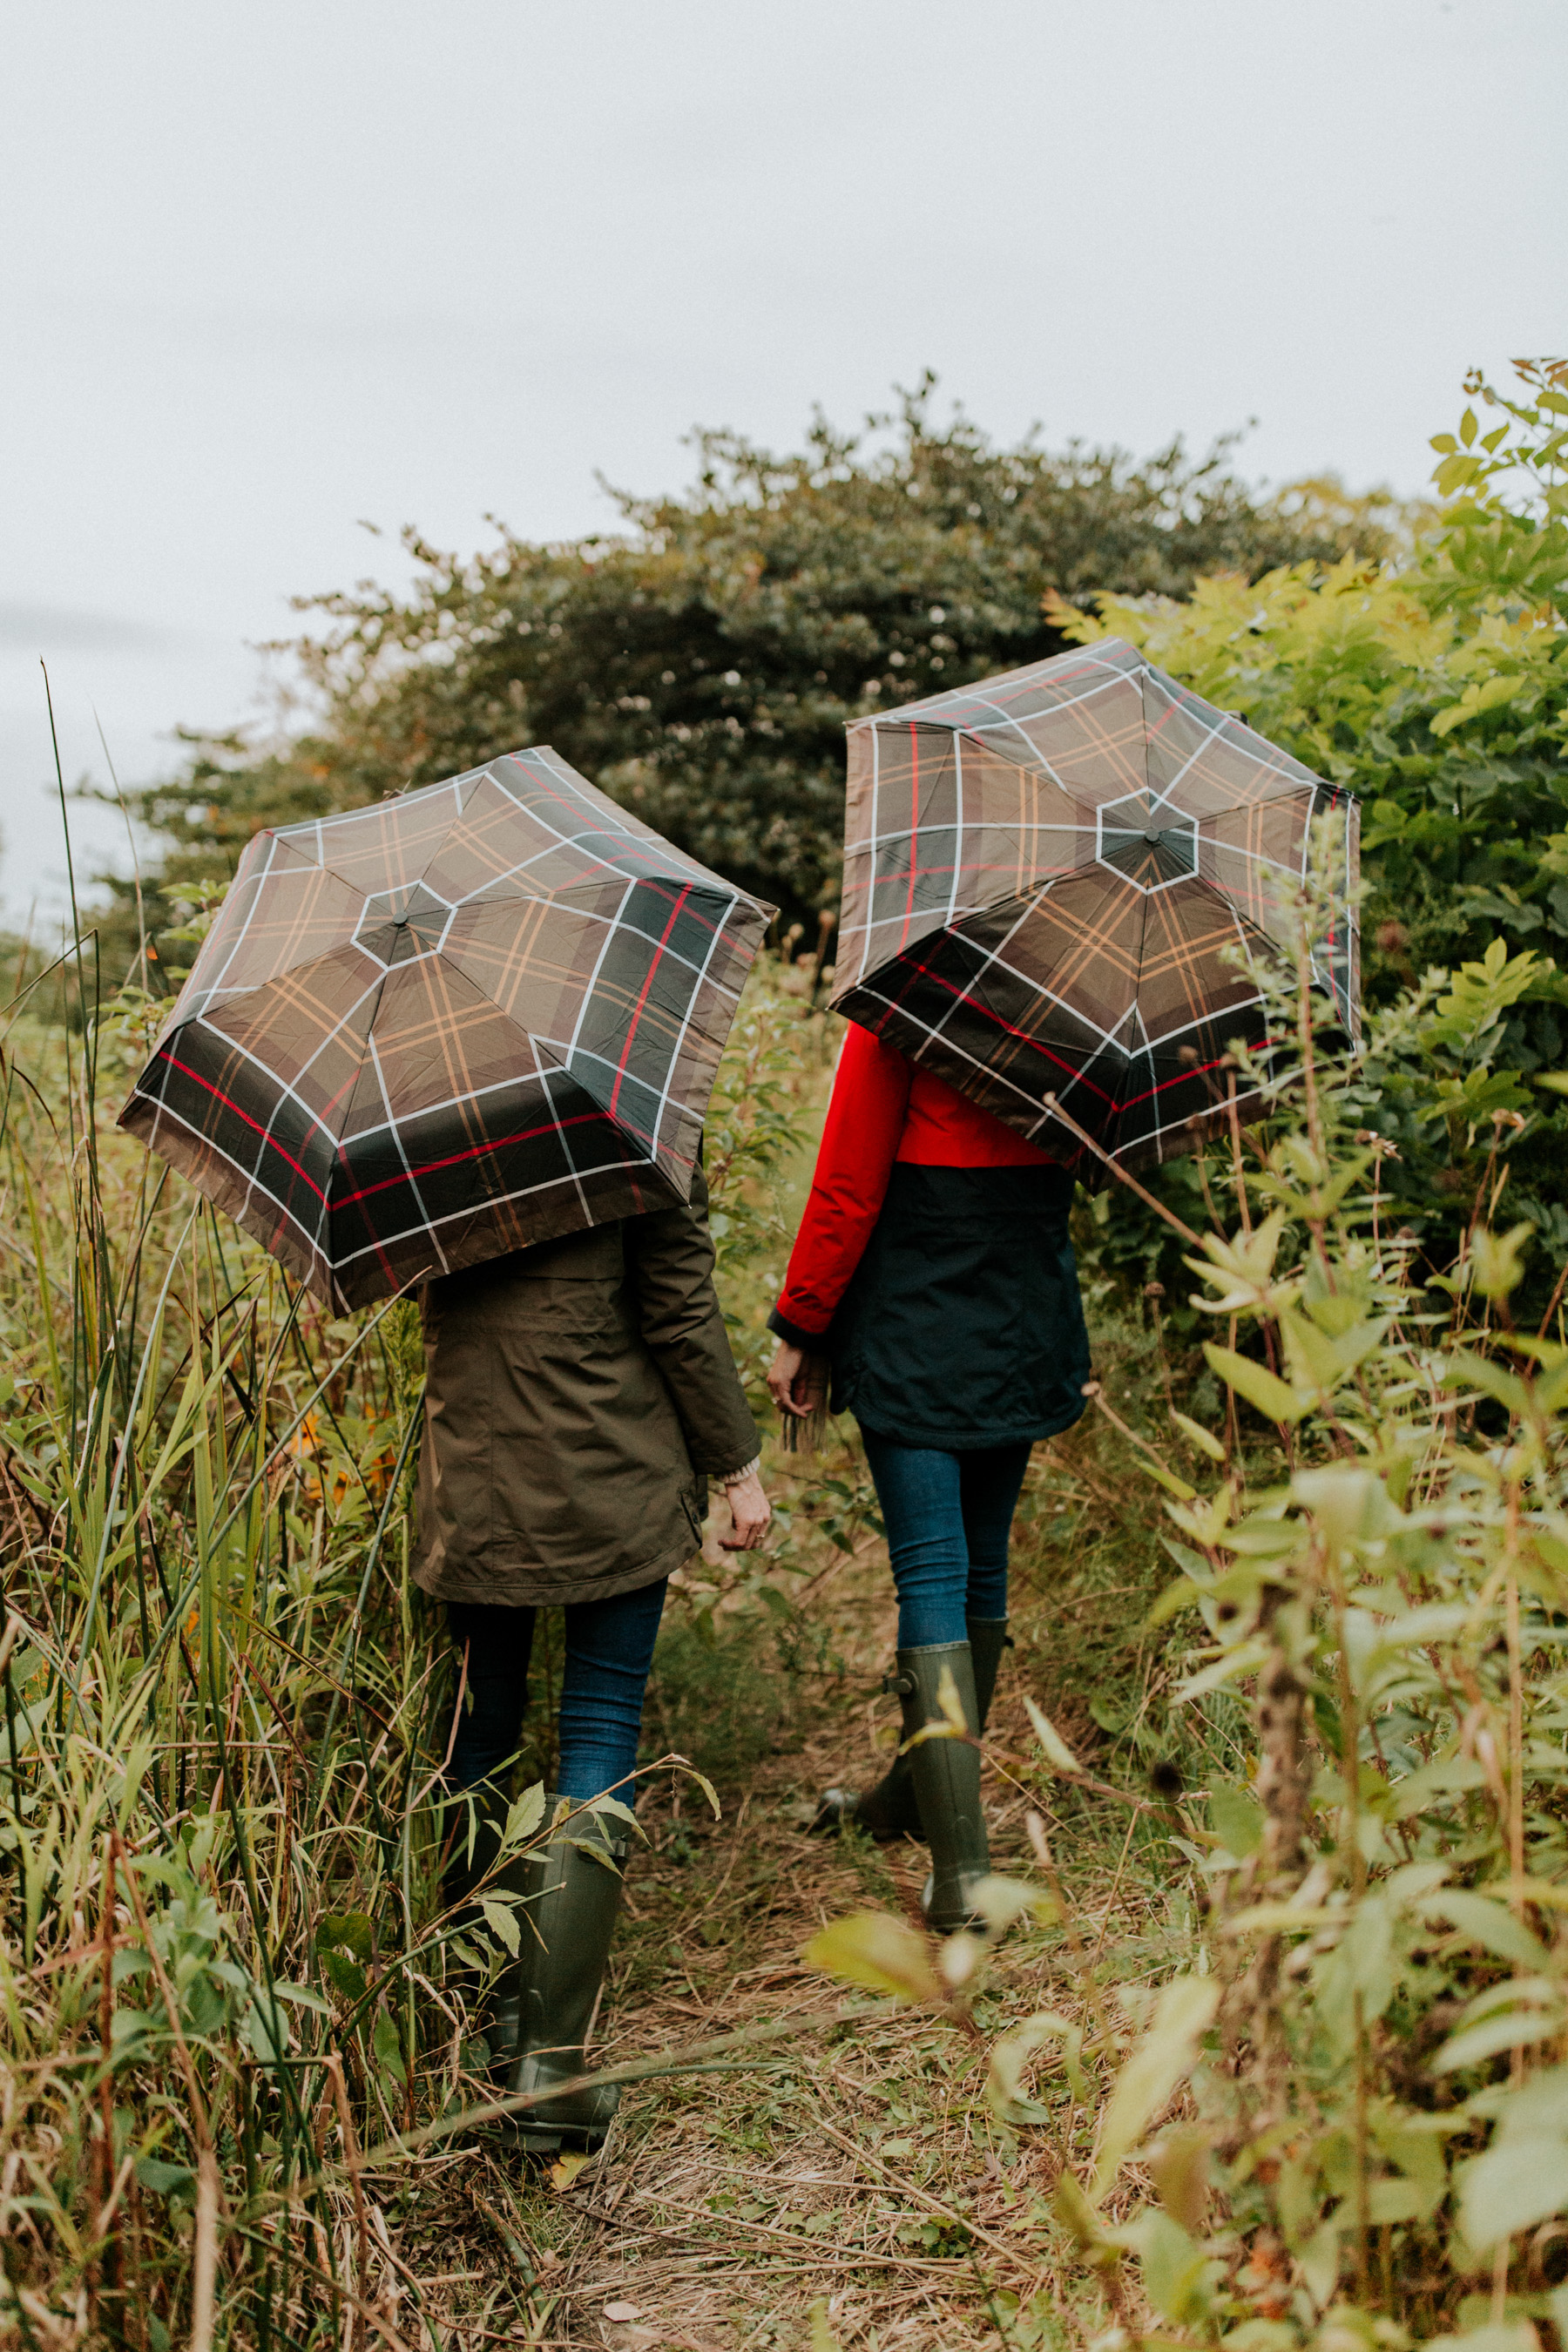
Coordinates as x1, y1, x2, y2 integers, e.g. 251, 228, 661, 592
386, 1464, 1173, 2352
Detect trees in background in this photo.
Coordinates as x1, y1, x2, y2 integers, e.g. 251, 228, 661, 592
113, 379, 1384, 962
97, 361, 1568, 1299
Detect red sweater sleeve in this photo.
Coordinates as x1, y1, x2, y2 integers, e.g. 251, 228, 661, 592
770, 1025, 909, 1344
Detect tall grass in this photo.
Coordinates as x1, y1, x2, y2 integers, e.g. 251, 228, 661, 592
0, 882, 826, 2346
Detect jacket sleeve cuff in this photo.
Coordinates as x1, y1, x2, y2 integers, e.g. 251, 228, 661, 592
695, 1432, 762, 1482
767, 1305, 829, 1352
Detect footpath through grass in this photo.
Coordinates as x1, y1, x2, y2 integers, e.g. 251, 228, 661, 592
340, 1412, 1181, 2351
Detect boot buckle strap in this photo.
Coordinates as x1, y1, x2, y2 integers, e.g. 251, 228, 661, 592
882, 1670, 916, 1697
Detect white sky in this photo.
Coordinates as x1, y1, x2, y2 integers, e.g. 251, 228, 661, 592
3, 0, 1565, 928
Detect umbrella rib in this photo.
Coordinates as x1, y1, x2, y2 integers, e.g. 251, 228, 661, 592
614, 892, 741, 1179
546, 880, 740, 1179
176, 959, 389, 1257
132, 1064, 332, 1260
362, 1028, 451, 1279
328, 1076, 655, 1281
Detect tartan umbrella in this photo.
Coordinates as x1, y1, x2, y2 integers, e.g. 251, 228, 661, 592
120, 747, 773, 1308
830, 638, 1358, 1176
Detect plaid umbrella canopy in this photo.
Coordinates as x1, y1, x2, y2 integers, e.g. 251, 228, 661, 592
830, 639, 1358, 1176
120, 747, 773, 1308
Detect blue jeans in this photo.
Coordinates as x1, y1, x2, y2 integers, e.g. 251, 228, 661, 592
860, 1431, 1032, 1650
444, 1580, 667, 1804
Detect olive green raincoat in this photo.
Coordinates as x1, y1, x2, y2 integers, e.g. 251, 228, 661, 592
413, 1171, 759, 1610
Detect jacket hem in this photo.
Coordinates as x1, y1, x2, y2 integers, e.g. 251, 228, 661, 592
853, 1393, 1089, 1453
412, 1523, 700, 1612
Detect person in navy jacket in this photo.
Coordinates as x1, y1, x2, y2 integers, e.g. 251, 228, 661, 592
767, 1022, 1091, 1930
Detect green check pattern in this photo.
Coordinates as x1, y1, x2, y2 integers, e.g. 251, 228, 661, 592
831, 639, 1359, 1176
120, 748, 773, 1308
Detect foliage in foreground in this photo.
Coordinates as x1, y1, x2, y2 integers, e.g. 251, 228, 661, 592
810, 864, 1568, 2352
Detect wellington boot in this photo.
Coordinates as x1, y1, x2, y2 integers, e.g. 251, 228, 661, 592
897, 1642, 990, 1933
498, 1795, 628, 2153
812, 1616, 1010, 1845
443, 1782, 524, 2076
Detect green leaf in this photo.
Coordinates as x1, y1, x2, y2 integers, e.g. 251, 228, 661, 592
1092, 1977, 1220, 2200
588, 1794, 641, 1835
1146, 2126, 1212, 2233
1173, 1637, 1272, 1703
245, 1992, 293, 2065
1147, 1577, 1203, 1628
968, 1875, 1058, 1936
801, 1911, 944, 2005
135, 2157, 195, 2200
503, 1782, 545, 1848
1434, 2008, 1560, 2074
1122, 2207, 1215, 2326
478, 1896, 521, 1957
1443, 1351, 1531, 1418
319, 1910, 373, 1961
1389, 1754, 1486, 1821
272, 1979, 332, 2014
1459, 2135, 1568, 2254
1169, 1409, 1225, 1463
1423, 1889, 1555, 1973
320, 1950, 367, 2003
1053, 2167, 1112, 2250
372, 2007, 405, 2085
1023, 1695, 1081, 1775
1208, 1784, 1263, 1859
1202, 1343, 1306, 1427
1471, 1222, 1533, 1302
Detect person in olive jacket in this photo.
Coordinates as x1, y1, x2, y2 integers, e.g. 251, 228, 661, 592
767, 1024, 1090, 1932
416, 1165, 768, 2152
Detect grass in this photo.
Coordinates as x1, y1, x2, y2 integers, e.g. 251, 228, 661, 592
0, 929, 1175, 2348
431, 1386, 1195, 2348
27, 878, 1554, 2352
228, 1417, 1182, 2352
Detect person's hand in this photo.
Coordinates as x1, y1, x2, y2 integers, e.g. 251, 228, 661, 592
767, 1340, 814, 1418
718, 1466, 771, 1551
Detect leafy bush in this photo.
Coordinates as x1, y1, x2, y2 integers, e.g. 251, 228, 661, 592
1065, 360, 1568, 1316
808, 853, 1568, 2350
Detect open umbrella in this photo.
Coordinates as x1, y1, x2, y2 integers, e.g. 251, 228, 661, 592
830, 638, 1358, 1175
120, 747, 772, 1308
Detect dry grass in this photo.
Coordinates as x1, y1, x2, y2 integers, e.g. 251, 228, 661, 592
355, 1418, 1189, 2352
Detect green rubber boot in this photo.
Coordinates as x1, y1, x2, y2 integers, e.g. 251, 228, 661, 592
898, 1641, 990, 1932
813, 1616, 1010, 1843
498, 1797, 628, 2153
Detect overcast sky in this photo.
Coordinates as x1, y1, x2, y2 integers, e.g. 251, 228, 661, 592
3, 0, 1565, 928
